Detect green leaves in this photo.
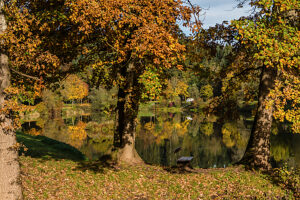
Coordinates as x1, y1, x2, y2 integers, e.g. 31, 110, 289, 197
232, 0, 299, 133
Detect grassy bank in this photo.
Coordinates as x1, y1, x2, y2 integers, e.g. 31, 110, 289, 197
17, 132, 295, 199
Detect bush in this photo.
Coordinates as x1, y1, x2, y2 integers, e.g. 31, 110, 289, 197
272, 166, 300, 198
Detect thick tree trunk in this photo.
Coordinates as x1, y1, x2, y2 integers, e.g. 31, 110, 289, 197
239, 66, 277, 171
113, 63, 143, 164
0, 1, 23, 198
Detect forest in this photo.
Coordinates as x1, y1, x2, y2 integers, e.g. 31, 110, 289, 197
0, 0, 299, 199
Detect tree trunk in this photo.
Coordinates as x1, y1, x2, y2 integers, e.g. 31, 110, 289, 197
113, 63, 143, 164
0, 1, 23, 198
239, 66, 277, 171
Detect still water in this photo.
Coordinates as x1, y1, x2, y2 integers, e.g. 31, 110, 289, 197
21, 108, 300, 169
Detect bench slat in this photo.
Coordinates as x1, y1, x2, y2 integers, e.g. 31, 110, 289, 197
177, 156, 193, 163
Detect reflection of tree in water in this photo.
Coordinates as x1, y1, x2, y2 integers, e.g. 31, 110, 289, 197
136, 113, 232, 168
222, 123, 238, 148
189, 115, 201, 137
137, 113, 190, 145
23, 112, 115, 160
269, 124, 298, 168
80, 137, 113, 160
136, 112, 190, 166
195, 136, 227, 168
136, 112, 256, 168
67, 121, 87, 149
23, 121, 43, 136
199, 122, 214, 136
42, 117, 68, 143
40, 117, 89, 150
221, 122, 249, 150
221, 119, 250, 163
82, 120, 114, 159
22, 107, 299, 168
271, 139, 290, 163
26, 128, 42, 136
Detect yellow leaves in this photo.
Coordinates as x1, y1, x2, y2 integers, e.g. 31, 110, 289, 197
271, 74, 300, 133
143, 118, 190, 144
144, 122, 155, 131
163, 78, 189, 100
68, 121, 87, 148
200, 123, 213, 136
230, 0, 300, 134
221, 123, 241, 148
175, 120, 190, 136
27, 128, 42, 136
175, 80, 189, 97
60, 75, 89, 101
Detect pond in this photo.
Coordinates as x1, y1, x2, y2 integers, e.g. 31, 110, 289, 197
21, 106, 300, 169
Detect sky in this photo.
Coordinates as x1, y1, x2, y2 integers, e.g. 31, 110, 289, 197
182, 0, 252, 33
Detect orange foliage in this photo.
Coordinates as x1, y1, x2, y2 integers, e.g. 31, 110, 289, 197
65, 0, 198, 88
60, 75, 89, 101
26, 128, 42, 136
68, 121, 87, 148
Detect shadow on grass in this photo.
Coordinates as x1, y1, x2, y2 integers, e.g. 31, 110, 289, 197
17, 131, 117, 173
75, 155, 118, 173
17, 131, 86, 161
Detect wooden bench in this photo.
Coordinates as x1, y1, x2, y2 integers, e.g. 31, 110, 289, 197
177, 156, 193, 167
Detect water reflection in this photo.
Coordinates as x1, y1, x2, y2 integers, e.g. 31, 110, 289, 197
135, 112, 251, 168
21, 110, 299, 169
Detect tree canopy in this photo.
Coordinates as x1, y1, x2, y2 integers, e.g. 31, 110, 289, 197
232, 0, 299, 133
0, 0, 298, 175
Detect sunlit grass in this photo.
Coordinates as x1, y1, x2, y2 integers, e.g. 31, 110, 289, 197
17, 132, 295, 199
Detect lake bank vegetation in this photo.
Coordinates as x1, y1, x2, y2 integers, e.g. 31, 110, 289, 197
0, 0, 298, 199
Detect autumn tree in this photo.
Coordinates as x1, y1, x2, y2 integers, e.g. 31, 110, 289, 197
66, 0, 198, 163
0, 1, 22, 199
221, 0, 299, 170
1, 0, 200, 165
60, 74, 89, 104
200, 84, 213, 101
163, 77, 189, 104
0, 1, 88, 198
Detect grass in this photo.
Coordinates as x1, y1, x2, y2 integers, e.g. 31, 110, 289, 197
17, 131, 86, 161
17, 132, 296, 200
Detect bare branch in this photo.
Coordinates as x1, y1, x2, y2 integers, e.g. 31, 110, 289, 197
186, 0, 201, 28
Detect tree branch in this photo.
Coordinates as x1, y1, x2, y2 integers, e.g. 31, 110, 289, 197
186, 0, 201, 28
10, 68, 41, 81
232, 66, 262, 80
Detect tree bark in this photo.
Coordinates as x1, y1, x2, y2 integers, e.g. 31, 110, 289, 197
113, 63, 143, 164
239, 65, 277, 171
0, 1, 23, 198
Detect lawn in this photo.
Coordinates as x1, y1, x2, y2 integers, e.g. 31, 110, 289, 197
17, 132, 296, 199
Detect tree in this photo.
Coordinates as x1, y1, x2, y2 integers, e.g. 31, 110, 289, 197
229, 0, 299, 170
1, 1, 84, 198
163, 77, 189, 104
60, 74, 89, 104
0, 1, 22, 199
2, 0, 199, 164
200, 84, 213, 101
67, 0, 197, 163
